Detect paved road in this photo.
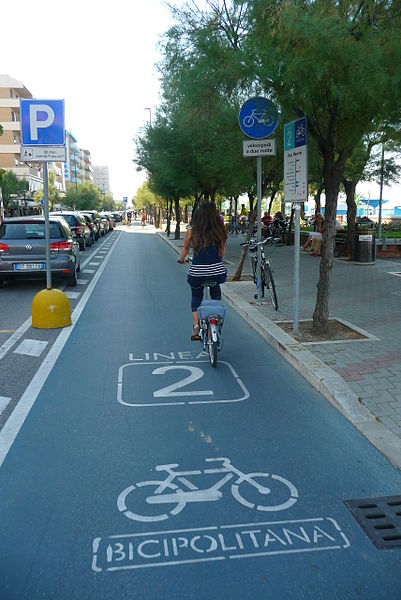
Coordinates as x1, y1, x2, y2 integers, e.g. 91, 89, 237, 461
0, 225, 400, 599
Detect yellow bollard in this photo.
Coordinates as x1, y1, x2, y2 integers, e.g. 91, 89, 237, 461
32, 288, 71, 329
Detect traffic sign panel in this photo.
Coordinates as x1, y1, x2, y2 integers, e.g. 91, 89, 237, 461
238, 97, 278, 139
20, 146, 66, 162
243, 139, 276, 157
284, 117, 308, 202
20, 99, 65, 146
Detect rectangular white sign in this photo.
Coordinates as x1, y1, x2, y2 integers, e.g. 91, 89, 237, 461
20, 146, 66, 162
243, 139, 276, 158
284, 146, 308, 202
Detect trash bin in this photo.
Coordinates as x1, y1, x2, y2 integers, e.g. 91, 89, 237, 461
352, 217, 376, 262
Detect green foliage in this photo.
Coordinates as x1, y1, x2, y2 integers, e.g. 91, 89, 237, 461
0, 170, 29, 213
64, 182, 102, 211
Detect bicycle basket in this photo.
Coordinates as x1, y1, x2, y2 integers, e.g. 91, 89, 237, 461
197, 300, 225, 321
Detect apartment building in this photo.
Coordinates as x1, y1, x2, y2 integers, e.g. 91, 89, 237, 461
81, 148, 93, 183
0, 74, 43, 192
92, 165, 111, 195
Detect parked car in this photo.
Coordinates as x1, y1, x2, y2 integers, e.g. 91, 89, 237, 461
81, 210, 102, 240
111, 211, 123, 223
101, 213, 114, 231
99, 214, 110, 234
80, 212, 97, 243
0, 216, 80, 287
50, 211, 91, 250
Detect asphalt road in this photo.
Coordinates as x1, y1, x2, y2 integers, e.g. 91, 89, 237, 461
0, 225, 400, 599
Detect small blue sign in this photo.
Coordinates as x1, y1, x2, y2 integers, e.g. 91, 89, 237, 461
20, 99, 65, 146
238, 97, 278, 139
284, 116, 307, 151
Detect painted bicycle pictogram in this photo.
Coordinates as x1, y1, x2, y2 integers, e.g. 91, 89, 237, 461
117, 457, 298, 522
243, 109, 275, 129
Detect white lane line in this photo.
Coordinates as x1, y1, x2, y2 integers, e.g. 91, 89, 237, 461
0, 232, 121, 468
13, 339, 48, 357
65, 292, 81, 299
89, 262, 100, 266
0, 397, 11, 415
83, 269, 95, 274
0, 317, 32, 361
77, 280, 89, 285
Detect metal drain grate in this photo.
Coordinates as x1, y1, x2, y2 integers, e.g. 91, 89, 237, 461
345, 495, 401, 549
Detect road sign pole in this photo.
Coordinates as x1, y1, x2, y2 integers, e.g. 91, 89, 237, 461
43, 162, 52, 290
293, 203, 301, 334
257, 156, 262, 304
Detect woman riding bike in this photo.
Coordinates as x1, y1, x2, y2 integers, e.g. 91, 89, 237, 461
178, 202, 227, 340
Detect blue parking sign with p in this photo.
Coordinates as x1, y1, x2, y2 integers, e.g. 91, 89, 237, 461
20, 99, 65, 146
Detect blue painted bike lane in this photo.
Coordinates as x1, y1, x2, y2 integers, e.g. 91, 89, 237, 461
0, 228, 400, 599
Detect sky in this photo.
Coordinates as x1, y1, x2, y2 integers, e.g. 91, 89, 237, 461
1, 0, 176, 201
1, 0, 400, 207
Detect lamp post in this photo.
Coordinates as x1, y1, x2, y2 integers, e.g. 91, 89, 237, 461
144, 107, 152, 127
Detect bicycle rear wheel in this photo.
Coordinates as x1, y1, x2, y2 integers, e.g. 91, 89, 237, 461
208, 324, 218, 367
263, 264, 278, 310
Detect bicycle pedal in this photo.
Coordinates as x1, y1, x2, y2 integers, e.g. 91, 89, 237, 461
254, 294, 258, 300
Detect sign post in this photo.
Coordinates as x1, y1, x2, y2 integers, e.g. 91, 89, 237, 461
239, 97, 278, 304
284, 117, 308, 334
20, 99, 70, 329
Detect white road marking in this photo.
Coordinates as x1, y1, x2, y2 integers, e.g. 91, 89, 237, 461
65, 292, 81, 299
0, 317, 32, 361
0, 397, 11, 415
13, 339, 48, 357
82, 269, 95, 274
0, 233, 121, 468
89, 262, 101, 266
77, 279, 89, 285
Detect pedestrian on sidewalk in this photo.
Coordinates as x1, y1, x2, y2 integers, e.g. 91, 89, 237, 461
303, 213, 323, 255
177, 202, 227, 340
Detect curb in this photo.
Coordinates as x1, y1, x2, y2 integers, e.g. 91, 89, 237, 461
157, 231, 401, 471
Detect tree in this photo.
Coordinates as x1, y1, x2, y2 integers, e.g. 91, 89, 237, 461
248, 0, 401, 333
64, 182, 102, 211
33, 171, 60, 211
0, 170, 29, 215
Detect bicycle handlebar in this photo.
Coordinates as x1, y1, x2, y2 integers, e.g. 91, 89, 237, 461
240, 238, 270, 248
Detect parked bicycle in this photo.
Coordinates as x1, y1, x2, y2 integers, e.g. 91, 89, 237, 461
241, 238, 278, 310
227, 216, 241, 236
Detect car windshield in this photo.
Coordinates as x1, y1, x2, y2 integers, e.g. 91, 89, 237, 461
0, 222, 62, 239
57, 215, 75, 226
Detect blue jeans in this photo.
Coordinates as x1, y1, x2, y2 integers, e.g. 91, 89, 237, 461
187, 273, 227, 312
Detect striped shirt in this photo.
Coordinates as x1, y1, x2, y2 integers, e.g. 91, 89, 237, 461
188, 245, 226, 278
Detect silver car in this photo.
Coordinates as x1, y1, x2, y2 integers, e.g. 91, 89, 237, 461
0, 215, 80, 287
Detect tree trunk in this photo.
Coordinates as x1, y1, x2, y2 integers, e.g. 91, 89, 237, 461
315, 185, 323, 215
343, 179, 357, 256
312, 156, 343, 334
166, 198, 172, 236
174, 197, 181, 239
232, 211, 257, 281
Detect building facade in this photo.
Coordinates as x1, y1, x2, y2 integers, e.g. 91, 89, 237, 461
0, 74, 43, 193
92, 165, 112, 196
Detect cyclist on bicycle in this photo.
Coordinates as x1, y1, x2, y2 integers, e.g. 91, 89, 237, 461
178, 202, 227, 340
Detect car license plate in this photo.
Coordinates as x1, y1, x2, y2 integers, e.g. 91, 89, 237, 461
14, 263, 45, 271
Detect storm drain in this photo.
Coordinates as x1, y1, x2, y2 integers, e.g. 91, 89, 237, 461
345, 495, 401, 549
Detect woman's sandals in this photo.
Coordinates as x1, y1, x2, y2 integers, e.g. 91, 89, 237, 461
191, 324, 201, 341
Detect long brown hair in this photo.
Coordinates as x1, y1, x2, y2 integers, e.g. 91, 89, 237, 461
191, 202, 227, 256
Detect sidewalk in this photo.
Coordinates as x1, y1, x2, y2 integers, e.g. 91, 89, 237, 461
157, 228, 401, 471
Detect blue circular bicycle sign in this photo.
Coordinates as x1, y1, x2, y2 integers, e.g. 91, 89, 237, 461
238, 96, 278, 139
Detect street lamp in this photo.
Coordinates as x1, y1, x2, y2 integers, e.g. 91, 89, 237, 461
144, 107, 152, 127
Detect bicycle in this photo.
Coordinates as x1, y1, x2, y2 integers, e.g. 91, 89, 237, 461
227, 217, 241, 236
197, 280, 225, 368
241, 238, 278, 310
117, 457, 298, 522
